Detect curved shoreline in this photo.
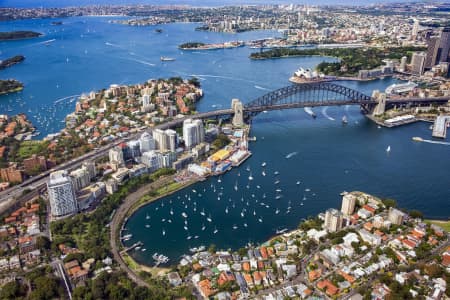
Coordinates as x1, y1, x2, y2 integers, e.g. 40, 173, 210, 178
110, 175, 199, 285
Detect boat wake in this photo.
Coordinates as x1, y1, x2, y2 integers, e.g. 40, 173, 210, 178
285, 151, 298, 159
417, 139, 450, 146
126, 57, 155, 67
254, 85, 271, 91
321, 107, 335, 121
190, 74, 260, 84
54, 94, 81, 104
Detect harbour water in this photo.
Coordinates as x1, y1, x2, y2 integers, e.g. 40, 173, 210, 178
1, 17, 449, 265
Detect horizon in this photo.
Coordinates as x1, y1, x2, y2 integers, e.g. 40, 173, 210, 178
1, 0, 428, 8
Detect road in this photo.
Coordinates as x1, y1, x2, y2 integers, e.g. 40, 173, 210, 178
109, 175, 181, 288
0, 109, 233, 212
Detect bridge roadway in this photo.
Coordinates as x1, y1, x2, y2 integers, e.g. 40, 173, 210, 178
0, 95, 449, 207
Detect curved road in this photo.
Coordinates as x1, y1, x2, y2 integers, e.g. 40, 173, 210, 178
109, 175, 181, 287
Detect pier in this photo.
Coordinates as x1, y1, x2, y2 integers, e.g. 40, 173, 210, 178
432, 116, 450, 139
121, 241, 143, 254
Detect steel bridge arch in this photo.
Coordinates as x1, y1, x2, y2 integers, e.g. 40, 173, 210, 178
244, 82, 374, 113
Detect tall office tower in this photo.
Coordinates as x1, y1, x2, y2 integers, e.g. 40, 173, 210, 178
324, 208, 343, 232
47, 170, 78, 217
411, 52, 427, 75
139, 132, 155, 153
411, 19, 420, 39
425, 27, 450, 69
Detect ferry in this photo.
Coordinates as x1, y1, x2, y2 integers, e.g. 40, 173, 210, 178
276, 228, 288, 234
412, 137, 423, 142
160, 56, 175, 61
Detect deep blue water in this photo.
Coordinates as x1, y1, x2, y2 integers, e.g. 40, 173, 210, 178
1, 17, 449, 265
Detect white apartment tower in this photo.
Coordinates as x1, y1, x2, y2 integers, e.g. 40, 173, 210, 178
183, 119, 204, 149
139, 132, 155, 153
47, 170, 78, 217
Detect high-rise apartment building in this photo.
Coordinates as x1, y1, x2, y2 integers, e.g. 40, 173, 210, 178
47, 170, 78, 217
324, 208, 343, 232
341, 194, 356, 215
183, 119, 204, 149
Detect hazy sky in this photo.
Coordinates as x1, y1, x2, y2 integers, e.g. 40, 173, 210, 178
1, 0, 421, 8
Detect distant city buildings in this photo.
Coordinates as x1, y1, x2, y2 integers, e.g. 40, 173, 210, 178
47, 170, 78, 217
425, 26, 450, 76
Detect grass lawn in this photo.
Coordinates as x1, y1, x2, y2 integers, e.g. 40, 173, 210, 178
18, 140, 48, 160
425, 219, 450, 232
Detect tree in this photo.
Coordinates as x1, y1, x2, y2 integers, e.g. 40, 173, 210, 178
36, 236, 51, 251
409, 210, 423, 219
0, 280, 27, 299
382, 198, 397, 208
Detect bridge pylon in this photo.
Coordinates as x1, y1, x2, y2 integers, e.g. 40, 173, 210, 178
371, 90, 387, 116
232, 98, 244, 127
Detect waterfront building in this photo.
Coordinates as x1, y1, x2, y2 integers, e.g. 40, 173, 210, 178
47, 170, 78, 217
110, 168, 129, 184
341, 194, 356, 216
139, 132, 155, 153
388, 207, 406, 225
141, 150, 162, 172
105, 179, 118, 195
70, 168, 90, 192
109, 146, 124, 167
324, 208, 343, 232
183, 119, 204, 149
411, 52, 426, 75
161, 151, 177, 168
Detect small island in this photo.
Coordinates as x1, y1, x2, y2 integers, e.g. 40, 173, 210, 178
179, 41, 244, 50
0, 55, 25, 70
0, 79, 24, 95
0, 31, 42, 41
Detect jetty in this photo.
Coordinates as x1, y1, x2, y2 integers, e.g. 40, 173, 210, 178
432, 115, 450, 139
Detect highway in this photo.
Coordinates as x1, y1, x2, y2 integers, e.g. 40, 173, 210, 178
0, 109, 233, 210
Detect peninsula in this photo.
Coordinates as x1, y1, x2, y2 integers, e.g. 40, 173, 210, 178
0, 55, 25, 70
0, 31, 42, 41
179, 41, 244, 50
250, 46, 426, 77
